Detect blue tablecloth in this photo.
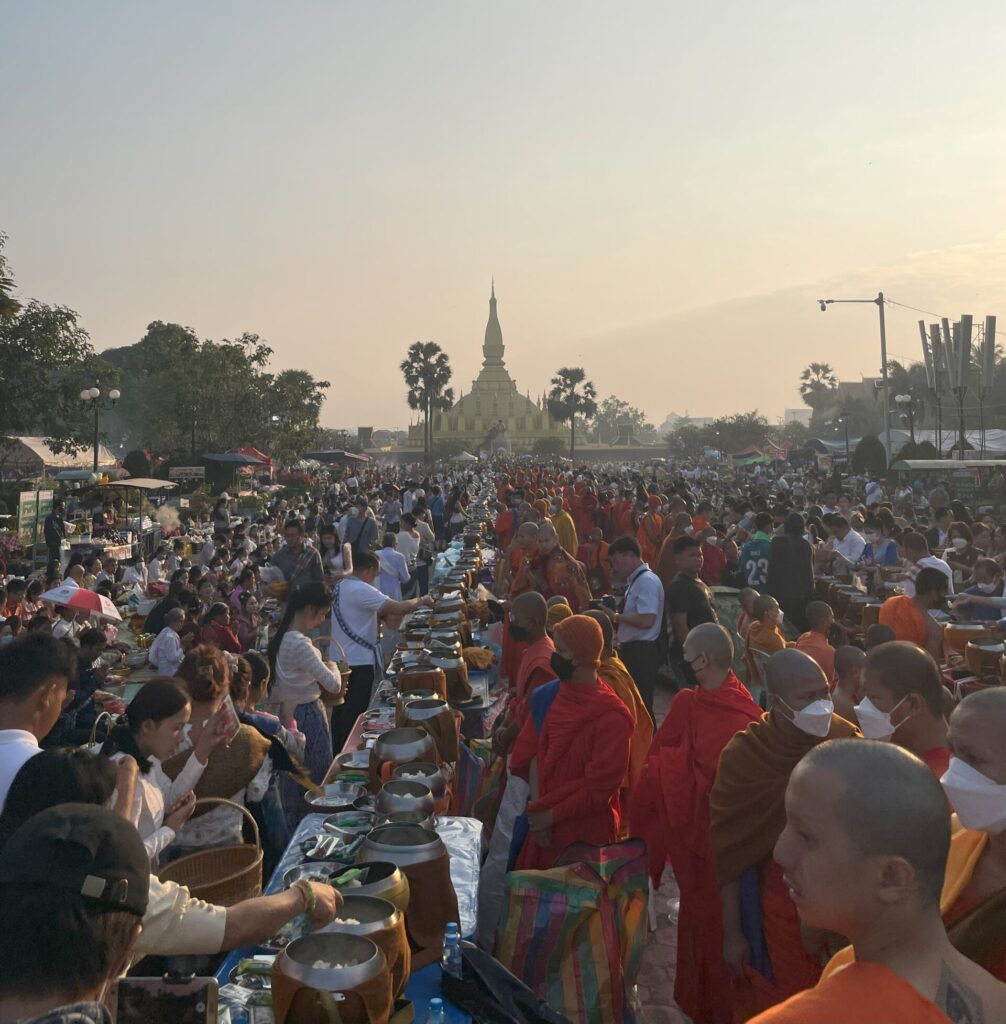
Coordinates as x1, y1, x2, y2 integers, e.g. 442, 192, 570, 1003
215, 813, 481, 1021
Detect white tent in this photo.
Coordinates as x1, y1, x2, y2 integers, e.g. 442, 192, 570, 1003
453, 451, 479, 463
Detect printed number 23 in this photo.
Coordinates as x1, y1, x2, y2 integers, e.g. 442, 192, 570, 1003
747, 559, 768, 585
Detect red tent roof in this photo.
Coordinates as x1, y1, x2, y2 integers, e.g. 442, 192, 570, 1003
236, 446, 273, 468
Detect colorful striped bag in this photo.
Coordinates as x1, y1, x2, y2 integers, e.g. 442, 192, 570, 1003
495, 839, 649, 1024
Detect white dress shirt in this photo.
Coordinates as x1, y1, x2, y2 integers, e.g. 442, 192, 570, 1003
331, 576, 389, 670
377, 547, 411, 601
0, 730, 40, 812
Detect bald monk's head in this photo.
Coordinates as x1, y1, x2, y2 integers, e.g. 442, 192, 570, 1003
860, 642, 946, 746
509, 591, 547, 644
775, 739, 951, 939
536, 522, 559, 554
682, 623, 734, 691
764, 649, 832, 733
945, 689, 1006, 829
584, 609, 615, 659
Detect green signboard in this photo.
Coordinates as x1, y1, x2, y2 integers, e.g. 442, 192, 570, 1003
17, 489, 53, 546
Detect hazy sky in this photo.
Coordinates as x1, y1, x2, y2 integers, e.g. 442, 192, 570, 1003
4, 2, 1006, 429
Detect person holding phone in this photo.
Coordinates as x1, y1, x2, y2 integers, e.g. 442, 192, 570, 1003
102, 677, 229, 862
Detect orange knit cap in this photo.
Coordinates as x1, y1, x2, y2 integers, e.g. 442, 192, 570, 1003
546, 602, 574, 629
553, 614, 604, 668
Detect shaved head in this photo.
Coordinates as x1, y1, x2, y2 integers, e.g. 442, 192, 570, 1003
793, 739, 951, 906
834, 645, 865, 678
537, 522, 558, 543
864, 642, 945, 717
764, 649, 829, 705
948, 688, 1006, 785
584, 609, 614, 657
685, 622, 734, 669
516, 522, 539, 545
510, 591, 546, 629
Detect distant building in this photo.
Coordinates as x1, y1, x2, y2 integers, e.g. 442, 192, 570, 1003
404, 284, 567, 455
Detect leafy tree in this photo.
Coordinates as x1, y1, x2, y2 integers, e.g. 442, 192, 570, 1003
532, 436, 566, 458
591, 395, 655, 444
262, 369, 330, 467
0, 232, 20, 322
313, 427, 358, 453
123, 450, 151, 477
401, 341, 454, 464
547, 367, 598, 459
772, 420, 812, 447
800, 363, 839, 411
0, 299, 119, 453
664, 423, 704, 459
852, 434, 887, 475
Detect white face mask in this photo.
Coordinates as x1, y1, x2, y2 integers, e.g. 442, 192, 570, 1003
705, 536, 719, 547
854, 694, 913, 741
941, 757, 1006, 834
775, 608, 785, 625
778, 696, 834, 738
976, 581, 1001, 595
952, 537, 969, 551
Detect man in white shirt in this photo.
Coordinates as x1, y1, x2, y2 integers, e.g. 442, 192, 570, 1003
329, 552, 433, 750
0, 633, 74, 811
824, 515, 866, 574
901, 532, 955, 597
148, 608, 187, 677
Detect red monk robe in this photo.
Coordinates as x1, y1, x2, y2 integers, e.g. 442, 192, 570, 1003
630, 671, 761, 1024
507, 634, 556, 734
494, 507, 516, 550
511, 679, 633, 870
748, 962, 954, 1023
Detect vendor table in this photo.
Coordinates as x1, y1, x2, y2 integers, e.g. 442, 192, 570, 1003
214, 813, 479, 1021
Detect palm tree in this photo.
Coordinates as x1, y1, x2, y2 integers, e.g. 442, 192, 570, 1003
0, 232, 21, 321
547, 366, 598, 459
799, 362, 838, 405
401, 341, 454, 463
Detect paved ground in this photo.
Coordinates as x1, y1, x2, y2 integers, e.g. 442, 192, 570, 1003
634, 681, 691, 1024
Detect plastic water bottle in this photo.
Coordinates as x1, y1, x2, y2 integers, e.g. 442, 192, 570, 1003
441, 921, 462, 977
423, 998, 447, 1024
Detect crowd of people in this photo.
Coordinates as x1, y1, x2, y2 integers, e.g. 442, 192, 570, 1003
1, 455, 1006, 1021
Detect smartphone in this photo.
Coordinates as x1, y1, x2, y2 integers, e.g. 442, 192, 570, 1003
111, 975, 218, 1024
219, 694, 242, 746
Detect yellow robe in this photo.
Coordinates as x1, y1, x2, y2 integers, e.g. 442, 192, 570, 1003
553, 508, 580, 558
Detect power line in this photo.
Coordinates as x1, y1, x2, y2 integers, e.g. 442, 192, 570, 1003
884, 298, 949, 321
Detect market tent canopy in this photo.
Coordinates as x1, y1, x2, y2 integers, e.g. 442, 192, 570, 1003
889, 460, 1006, 471
203, 452, 266, 465
236, 446, 273, 469
0, 436, 117, 478
99, 478, 178, 491
53, 469, 100, 482
453, 451, 479, 463
303, 449, 373, 464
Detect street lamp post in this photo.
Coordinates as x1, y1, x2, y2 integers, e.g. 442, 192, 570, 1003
837, 411, 851, 468
79, 386, 121, 474
818, 292, 891, 467
895, 394, 916, 445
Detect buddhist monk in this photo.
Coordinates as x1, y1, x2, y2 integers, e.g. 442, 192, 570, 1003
855, 641, 950, 777
827, 688, 1006, 983
793, 601, 835, 682
939, 688, 1006, 980
831, 645, 865, 723
585, 609, 653, 827
752, 739, 1006, 1022
711, 649, 859, 1016
510, 614, 633, 870
744, 595, 788, 688
528, 523, 592, 613
551, 498, 579, 557
878, 567, 949, 662
635, 495, 664, 566
478, 592, 555, 947
578, 527, 612, 597
631, 623, 761, 1024
499, 522, 541, 687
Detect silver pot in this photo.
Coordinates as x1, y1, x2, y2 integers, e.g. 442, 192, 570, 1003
357, 824, 447, 868
392, 761, 447, 800
376, 810, 436, 830
375, 779, 435, 816
428, 654, 466, 675
402, 697, 449, 722
373, 728, 436, 766
319, 895, 401, 938
274, 932, 385, 992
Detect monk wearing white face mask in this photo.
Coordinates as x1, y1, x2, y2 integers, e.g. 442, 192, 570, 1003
854, 641, 951, 777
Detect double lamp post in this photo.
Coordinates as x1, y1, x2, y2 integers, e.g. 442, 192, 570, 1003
80, 386, 121, 474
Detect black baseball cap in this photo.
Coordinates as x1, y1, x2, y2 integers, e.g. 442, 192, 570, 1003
0, 804, 149, 916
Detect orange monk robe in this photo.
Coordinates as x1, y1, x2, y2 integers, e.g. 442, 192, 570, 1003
744, 621, 789, 685
552, 507, 580, 557
636, 512, 663, 566
494, 508, 516, 550
500, 549, 536, 686
826, 827, 1006, 983
654, 534, 679, 590
529, 547, 592, 613
747, 962, 954, 1023
878, 594, 928, 646
597, 655, 654, 821
630, 671, 761, 1024
615, 500, 635, 538
578, 539, 611, 597
572, 489, 597, 539
710, 713, 860, 1014
507, 634, 557, 733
